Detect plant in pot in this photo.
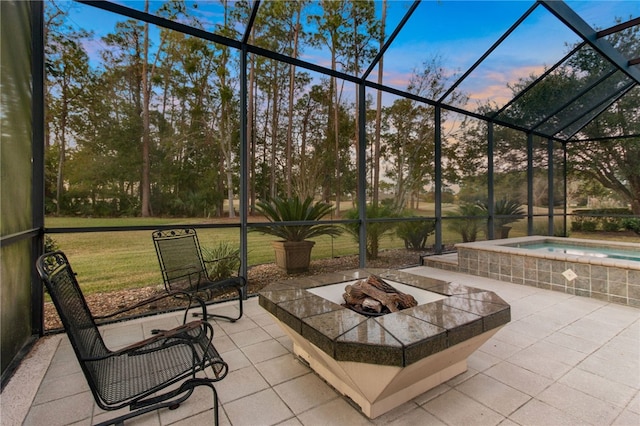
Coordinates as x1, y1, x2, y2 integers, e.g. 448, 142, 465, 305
252, 195, 342, 274
478, 197, 525, 239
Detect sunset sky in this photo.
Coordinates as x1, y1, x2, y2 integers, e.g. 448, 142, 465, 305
65, 0, 638, 110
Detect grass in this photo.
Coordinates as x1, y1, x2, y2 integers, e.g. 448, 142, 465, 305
45, 214, 637, 297
45, 217, 408, 296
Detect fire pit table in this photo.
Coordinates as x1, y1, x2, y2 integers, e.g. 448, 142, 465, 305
258, 269, 510, 418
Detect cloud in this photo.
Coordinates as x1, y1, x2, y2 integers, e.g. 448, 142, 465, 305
455, 64, 547, 109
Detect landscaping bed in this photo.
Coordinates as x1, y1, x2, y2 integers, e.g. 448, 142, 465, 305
44, 248, 426, 331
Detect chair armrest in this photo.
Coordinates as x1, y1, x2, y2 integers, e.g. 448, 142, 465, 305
93, 290, 208, 322
113, 321, 207, 356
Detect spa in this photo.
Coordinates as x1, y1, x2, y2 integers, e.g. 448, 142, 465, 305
453, 236, 640, 307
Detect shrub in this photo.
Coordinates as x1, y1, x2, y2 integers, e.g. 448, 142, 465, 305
446, 203, 485, 243
601, 217, 622, 232
572, 208, 632, 232
343, 203, 399, 260
201, 241, 241, 281
396, 218, 435, 250
570, 219, 583, 232
622, 218, 640, 235
252, 195, 342, 241
44, 235, 59, 252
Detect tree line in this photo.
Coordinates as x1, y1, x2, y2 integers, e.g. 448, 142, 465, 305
44, 0, 640, 219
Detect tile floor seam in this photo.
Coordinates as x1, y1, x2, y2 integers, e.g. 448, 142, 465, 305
504, 342, 582, 375
454, 371, 535, 418
370, 400, 422, 424
545, 381, 626, 424
488, 359, 557, 398
31, 382, 90, 407
525, 397, 588, 425
489, 333, 536, 351
569, 372, 638, 410
219, 373, 276, 405
422, 388, 506, 426
447, 388, 497, 417
566, 318, 639, 388
610, 409, 636, 426
274, 385, 344, 421
625, 390, 640, 414
418, 402, 448, 424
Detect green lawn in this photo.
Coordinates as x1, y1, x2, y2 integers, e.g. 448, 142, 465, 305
45, 215, 636, 297
40, 215, 533, 295
45, 217, 404, 296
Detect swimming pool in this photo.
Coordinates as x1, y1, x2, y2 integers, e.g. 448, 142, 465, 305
453, 236, 640, 307
512, 241, 640, 262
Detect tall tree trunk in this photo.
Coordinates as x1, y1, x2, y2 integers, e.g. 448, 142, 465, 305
323, 69, 334, 203
248, 45, 256, 214
286, 12, 300, 198
270, 60, 279, 199
373, 0, 386, 207
140, 0, 152, 217
261, 87, 272, 201
395, 145, 406, 208
300, 96, 310, 185
352, 7, 360, 205
224, 26, 236, 217
56, 83, 68, 216
332, 51, 341, 214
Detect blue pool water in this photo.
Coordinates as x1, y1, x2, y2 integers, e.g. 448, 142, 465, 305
518, 242, 640, 262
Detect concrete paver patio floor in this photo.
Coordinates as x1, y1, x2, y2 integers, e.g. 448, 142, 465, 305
4, 266, 639, 426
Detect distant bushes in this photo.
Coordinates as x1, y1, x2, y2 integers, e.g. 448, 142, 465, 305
570, 208, 633, 232
396, 218, 435, 250
622, 218, 640, 235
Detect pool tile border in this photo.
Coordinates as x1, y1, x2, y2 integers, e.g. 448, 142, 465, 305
453, 236, 640, 308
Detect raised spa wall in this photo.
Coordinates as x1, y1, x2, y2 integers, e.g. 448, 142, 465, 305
425, 236, 640, 308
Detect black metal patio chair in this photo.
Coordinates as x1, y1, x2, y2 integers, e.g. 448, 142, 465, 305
36, 251, 229, 426
152, 228, 245, 322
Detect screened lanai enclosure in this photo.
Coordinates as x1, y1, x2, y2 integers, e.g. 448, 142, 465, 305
1, 0, 639, 382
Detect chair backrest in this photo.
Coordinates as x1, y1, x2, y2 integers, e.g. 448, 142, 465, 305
152, 228, 207, 292
36, 252, 108, 382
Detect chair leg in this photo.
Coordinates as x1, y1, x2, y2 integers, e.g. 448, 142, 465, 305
94, 379, 221, 426
93, 389, 193, 426
212, 383, 220, 426
193, 287, 243, 322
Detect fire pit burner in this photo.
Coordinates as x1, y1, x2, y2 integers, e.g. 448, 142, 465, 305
342, 275, 417, 316
258, 268, 511, 419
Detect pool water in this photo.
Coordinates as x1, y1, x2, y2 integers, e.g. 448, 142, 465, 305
518, 242, 640, 262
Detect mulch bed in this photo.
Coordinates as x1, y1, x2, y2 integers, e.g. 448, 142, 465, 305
44, 248, 431, 331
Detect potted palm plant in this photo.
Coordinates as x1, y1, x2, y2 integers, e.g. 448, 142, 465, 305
478, 197, 525, 239
252, 195, 342, 273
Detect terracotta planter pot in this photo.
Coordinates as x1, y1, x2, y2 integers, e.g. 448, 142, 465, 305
500, 225, 512, 239
272, 240, 315, 274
